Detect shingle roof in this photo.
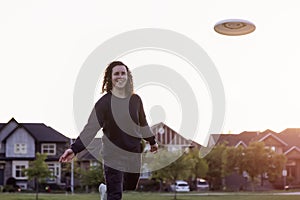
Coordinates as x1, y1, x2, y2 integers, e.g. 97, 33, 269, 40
278, 128, 300, 150
213, 128, 300, 155
214, 131, 260, 146
21, 123, 69, 142
77, 138, 102, 161
0, 118, 69, 143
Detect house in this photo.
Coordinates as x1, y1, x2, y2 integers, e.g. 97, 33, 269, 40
0, 118, 69, 190
210, 128, 300, 187
150, 122, 202, 151
76, 138, 102, 170
74, 122, 202, 180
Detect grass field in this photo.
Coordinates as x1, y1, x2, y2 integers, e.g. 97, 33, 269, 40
1, 192, 300, 200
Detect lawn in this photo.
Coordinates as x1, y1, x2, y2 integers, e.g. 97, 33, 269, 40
0, 192, 300, 200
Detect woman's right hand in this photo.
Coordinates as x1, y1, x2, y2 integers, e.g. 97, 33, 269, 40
59, 149, 75, 163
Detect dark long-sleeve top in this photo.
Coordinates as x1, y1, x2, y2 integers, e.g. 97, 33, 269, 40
71, 92, 156, 157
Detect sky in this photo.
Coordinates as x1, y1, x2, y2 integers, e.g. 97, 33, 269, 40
1, 0, 300, 146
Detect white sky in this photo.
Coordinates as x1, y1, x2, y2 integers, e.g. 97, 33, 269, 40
1, 0, 300, 145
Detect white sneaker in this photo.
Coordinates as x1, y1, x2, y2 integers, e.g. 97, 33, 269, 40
99, 183, 107, 200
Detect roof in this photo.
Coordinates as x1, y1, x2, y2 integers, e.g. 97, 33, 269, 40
284, 146, 300, 156
77, 138, 102, 161
21, 123, 69, 142
1, 118, 69, 143
214, 131, 259, 147
151, 122, 199, 148
278, 128, 300, 150
246, 130, 288, 147
212, 128, 300, 155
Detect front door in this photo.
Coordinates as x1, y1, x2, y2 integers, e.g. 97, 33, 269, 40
0, 164, 4, 185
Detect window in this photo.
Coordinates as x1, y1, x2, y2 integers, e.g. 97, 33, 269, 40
15, 165, 26, 178
41, 143, 56, 155
12, 161, 28, 179
14, 143, 27, 154
270, 146, 276, 152
90, 161, 100, 167
47, 162, 60, 182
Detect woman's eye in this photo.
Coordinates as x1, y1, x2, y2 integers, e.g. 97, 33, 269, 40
113, 71, 126, 76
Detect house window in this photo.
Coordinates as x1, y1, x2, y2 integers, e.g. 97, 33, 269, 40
47, 162, 60, 182
12, 161, 28, 179
265, 146, 276, 152
41, 144, 56, 155
270, 146, 276, 152
14, 143, 27, 154
90, 161, 100, 167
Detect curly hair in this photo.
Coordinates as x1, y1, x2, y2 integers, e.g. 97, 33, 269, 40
101, 61, 134, 95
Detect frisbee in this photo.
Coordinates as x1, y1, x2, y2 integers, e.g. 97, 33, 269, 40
214, 19, 256, 36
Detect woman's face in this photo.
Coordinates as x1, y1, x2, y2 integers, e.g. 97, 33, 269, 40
111, 65, 128, 90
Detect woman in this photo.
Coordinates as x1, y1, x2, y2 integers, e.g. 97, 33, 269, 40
59, 61, 158, 200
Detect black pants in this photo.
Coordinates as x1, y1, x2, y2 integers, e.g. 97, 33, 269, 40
104, 164, 140, 200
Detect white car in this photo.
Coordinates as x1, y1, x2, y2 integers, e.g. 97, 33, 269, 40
197, 178, 209, 191
170, 180, 190, 192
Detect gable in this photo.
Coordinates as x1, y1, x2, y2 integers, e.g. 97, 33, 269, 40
262, 136, 285, 146
0, 119, 18, 142
235, 141, 247, 148
258, 133, 287, 146
285, 147, 300, 159
152, 123, 193, 147
6, 127, 35, 158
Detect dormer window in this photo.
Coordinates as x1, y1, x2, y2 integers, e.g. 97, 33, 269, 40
41, 143, 56, 155
14, 143, 27, 154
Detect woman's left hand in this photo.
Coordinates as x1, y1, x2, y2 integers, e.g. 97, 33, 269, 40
150, 143, 158, 153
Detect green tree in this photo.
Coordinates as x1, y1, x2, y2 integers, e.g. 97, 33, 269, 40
80, 162, 104, 192
240, 142, 267, 190
265, 148, 287, 184
240, 142, 287, 190
223, 146, 244, 176
61, 157, 81, 192
186, 148, 208, 189
24, 153, 51, 200
205, 144, 227, 190
150, 149, 193, 200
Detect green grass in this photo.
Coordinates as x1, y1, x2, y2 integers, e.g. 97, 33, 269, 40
0, 192, 300, 200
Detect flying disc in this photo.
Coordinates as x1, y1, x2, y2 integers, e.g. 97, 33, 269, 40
214, 19, 256, 36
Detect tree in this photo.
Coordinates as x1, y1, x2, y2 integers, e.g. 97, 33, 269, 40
24, 153, 51, 200
80, 162, 105, 192
239, 142, 267, 190
223, 145, 245, 176
150, 149, 193, 200
240, 142, 286, 190
61, 157, 81, 192
205, 144, 227, 190
265, 148, 286, 184
186, 148, 208, 189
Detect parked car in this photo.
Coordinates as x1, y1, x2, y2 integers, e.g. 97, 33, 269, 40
197, 178, 209, 191
170, 180, 190, 192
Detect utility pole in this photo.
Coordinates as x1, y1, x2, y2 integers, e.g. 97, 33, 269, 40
70, 138, 74, 194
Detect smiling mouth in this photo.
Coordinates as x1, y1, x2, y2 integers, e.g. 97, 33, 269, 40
116, 79, 126, 85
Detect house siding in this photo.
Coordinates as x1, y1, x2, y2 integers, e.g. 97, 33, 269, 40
4, 161, 12, 185
0, 121, 18, 153
262, 137, 284, 147
6, 128, 35, 158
